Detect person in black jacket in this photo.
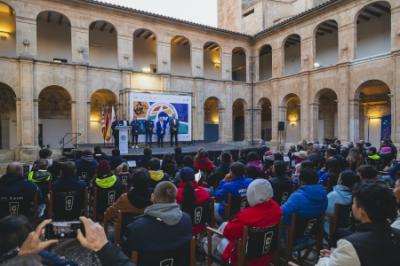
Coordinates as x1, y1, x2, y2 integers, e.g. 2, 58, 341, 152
144, 116, 154, 147
0, 162, 41, 219
317, 181, 400, 266
123, 181, 192, 256
268, 160, 292, 205
130, 118, 140, 149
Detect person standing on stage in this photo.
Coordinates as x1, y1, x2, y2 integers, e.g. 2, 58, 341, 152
130, 117, 140, 149
156, 117, 166, 148
111, 116, 128, 149
169, 114, 180, 147
145, 116, 154, 147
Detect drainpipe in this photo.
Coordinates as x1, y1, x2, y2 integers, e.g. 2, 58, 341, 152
250, 55, 255, 146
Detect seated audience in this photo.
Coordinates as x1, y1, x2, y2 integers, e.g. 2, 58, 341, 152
245, 151, 264, 178
174, 147, 184, 168
0, 162, 41, 219
93, 146, 109, 162
105, 168, 152, 222
269, 160, 292, 205
115, 163, 132, 186
51, 161, 87, 220
366, 146, 381, 169
148, 158, 170, 190
75, 150, 98, 181
161, 154, 178, 179
281, 167, 327, 225
324, 170, 359, 234
39, 148, 61, 178
123, 181, 192, 256
317, 182, 400, 266
176, 167, 211, 234
356, 165, 378, 181
193, 149, 215, 173
94, 160, 124, 216
137, 148, 152, 169
109, 149, 126, 170
214, 162, 253, 221
27, 159, 52, 197
319, 157, 340, 190
213, 179, 282, 266
392, 179, 400, 230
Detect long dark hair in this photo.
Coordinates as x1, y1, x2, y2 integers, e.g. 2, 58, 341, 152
182, 180, 196, 214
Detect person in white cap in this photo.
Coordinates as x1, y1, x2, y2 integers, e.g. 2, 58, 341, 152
205, 179, 282, 266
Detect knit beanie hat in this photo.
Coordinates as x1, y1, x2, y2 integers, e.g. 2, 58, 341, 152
246, 179, 274, 207
96, 160, 111, 177
179, 167, 195, 182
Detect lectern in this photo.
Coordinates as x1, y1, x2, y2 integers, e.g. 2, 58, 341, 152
116, 126, 131, 155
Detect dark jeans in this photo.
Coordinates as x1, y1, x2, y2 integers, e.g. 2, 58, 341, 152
113, 134, 119, 148
170, 131, 178, 146
132, 134, 138, 146
157, 135, 164, 148
145, 132, 153, 146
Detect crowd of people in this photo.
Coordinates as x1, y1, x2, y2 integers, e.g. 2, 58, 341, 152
0, 138, 400, 266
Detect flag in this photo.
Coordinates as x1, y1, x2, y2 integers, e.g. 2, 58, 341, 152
101, 107, 113, 142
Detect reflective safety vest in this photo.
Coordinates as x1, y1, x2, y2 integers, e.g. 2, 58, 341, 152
27, 170, 52, 183
95, 175, 117, 189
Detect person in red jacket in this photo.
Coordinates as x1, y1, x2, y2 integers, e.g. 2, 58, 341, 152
176, 167, 211, 235
218, 178, 282, 266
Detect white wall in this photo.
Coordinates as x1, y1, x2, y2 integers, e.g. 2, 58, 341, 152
284, 42, 301, 75
171, 43, 191, 76
356, 13, 391, 59
204, 48, 221, 79
315, 30, 338, 67
259, 51, 272, 80
134, 36, 157, 72
286, 122, 300, 143
89, 28, 118, 68
40, 119, 71, 148
37, 18, 71, 62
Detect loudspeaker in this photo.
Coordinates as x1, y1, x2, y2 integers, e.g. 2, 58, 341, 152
278, 121, 285, 131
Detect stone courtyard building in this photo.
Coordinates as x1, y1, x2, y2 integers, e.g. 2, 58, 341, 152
0, 0, 399, 161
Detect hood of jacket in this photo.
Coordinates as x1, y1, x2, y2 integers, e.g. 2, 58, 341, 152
332, 185, 352, 200
368, 154, 381, 160
95, 174, 117, 188
144, 203, 183, 226
149, 170, 165, 182
28, 170, 52, 182
300, 184, 327, 202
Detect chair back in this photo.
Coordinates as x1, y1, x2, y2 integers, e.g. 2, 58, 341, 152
48, 188, 88, 220
93, 186, 122, 219
131, 237, 196, 266
0, 192, 39, 220
329, 203, 353, 242
188, 198, 214, 228
224, 193, 248, 220
239, 223, 281, 264
109, 210, 143, 246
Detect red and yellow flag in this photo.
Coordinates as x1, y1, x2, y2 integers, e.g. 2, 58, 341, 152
101, 107, 112, 141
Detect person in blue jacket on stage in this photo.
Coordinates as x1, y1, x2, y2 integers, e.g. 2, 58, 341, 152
156, 117, 166, 148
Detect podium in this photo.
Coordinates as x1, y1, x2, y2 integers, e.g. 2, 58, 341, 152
116, 126, 131, 155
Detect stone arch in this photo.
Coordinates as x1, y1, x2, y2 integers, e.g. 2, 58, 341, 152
36, 10, 72, 62
355, 1, 391, 59
38, 85, 72, 148
314, 88, 338, 142
314, 20, 338, 67
232, 47, 246, 81
171, 35, 191, 76
203, 41, 221, 79
0, 82, 16, 149
204, 97, 221, 142
0, 1, 16, 57
259, 44, 272, 80
89, 20, 118, 68
283, 34, 301, 75
232, 98, 247, 141
134, 28, 157, 73
280, 93, 301, 143
258, 97, 272, 141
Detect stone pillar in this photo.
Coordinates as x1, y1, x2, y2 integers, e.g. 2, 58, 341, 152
272, 46, 283, 78
253, 108, 262, 141
118, 34, 133, 69
16, 59, 38, 161
219, 82, 233, 142
157, 40, 171, 74
301, 36, 314, 71
73, 65, 89, 144
245, 108, 252, 142
254, 52, 260, 82
193, 78, 205, 141
349, 99, 360, 142
391, 5, 400, 52
71, 26, 89, 64
191, 45, 203, 78
246, 53, 252, 83
309, 102, 319, 142
338, 23, 356, 63
16, 17, 37, 58
221, 49, 231, 81
277, 105, 287, 150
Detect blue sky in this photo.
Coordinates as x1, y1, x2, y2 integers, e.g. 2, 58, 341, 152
102, 0, 218, 26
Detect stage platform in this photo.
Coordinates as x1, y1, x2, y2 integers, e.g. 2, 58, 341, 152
77, 142, 260, 160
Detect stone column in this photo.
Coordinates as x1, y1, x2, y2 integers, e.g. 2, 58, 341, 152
191, 45, 203, 78
73, 65, 89, 144
16, 59, 38, 161
301, 36, 314, 72
157, 40, 171, 74
309, 102, 319, 142
16, 17, 37, 58
221, 49, 232, 81
253, 108, 262, 142
277, 105, 287, 150
193, 79, 205, 141
71, 26, 89, 64
118, 34, 133, 69
349, 99, 360, 142
391, 5, 400, 52
245, 108, 252, 143
272, 46, 283, 78
338, 23, 356, 63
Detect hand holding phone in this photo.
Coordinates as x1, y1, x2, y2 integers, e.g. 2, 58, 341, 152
45, 221, 84, 239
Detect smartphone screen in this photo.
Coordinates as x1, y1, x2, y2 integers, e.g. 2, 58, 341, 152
45, 221, 84, 239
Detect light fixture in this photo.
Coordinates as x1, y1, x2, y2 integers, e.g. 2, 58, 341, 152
213, 62, 221, 69
142, 67, 151, 73
0, 30, 10, 40
314, 62, 321, 68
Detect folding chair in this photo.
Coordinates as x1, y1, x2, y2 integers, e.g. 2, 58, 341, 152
0, 192, 40, 224
223, 193, 248, 220
104, 209, 143, 246
328, 203, 352, 246
48, 188, 88, 220
131, 237, 196, 266
92, 186, 122, 221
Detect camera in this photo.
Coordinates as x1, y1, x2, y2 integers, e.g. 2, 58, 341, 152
45, 221, 84, 239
